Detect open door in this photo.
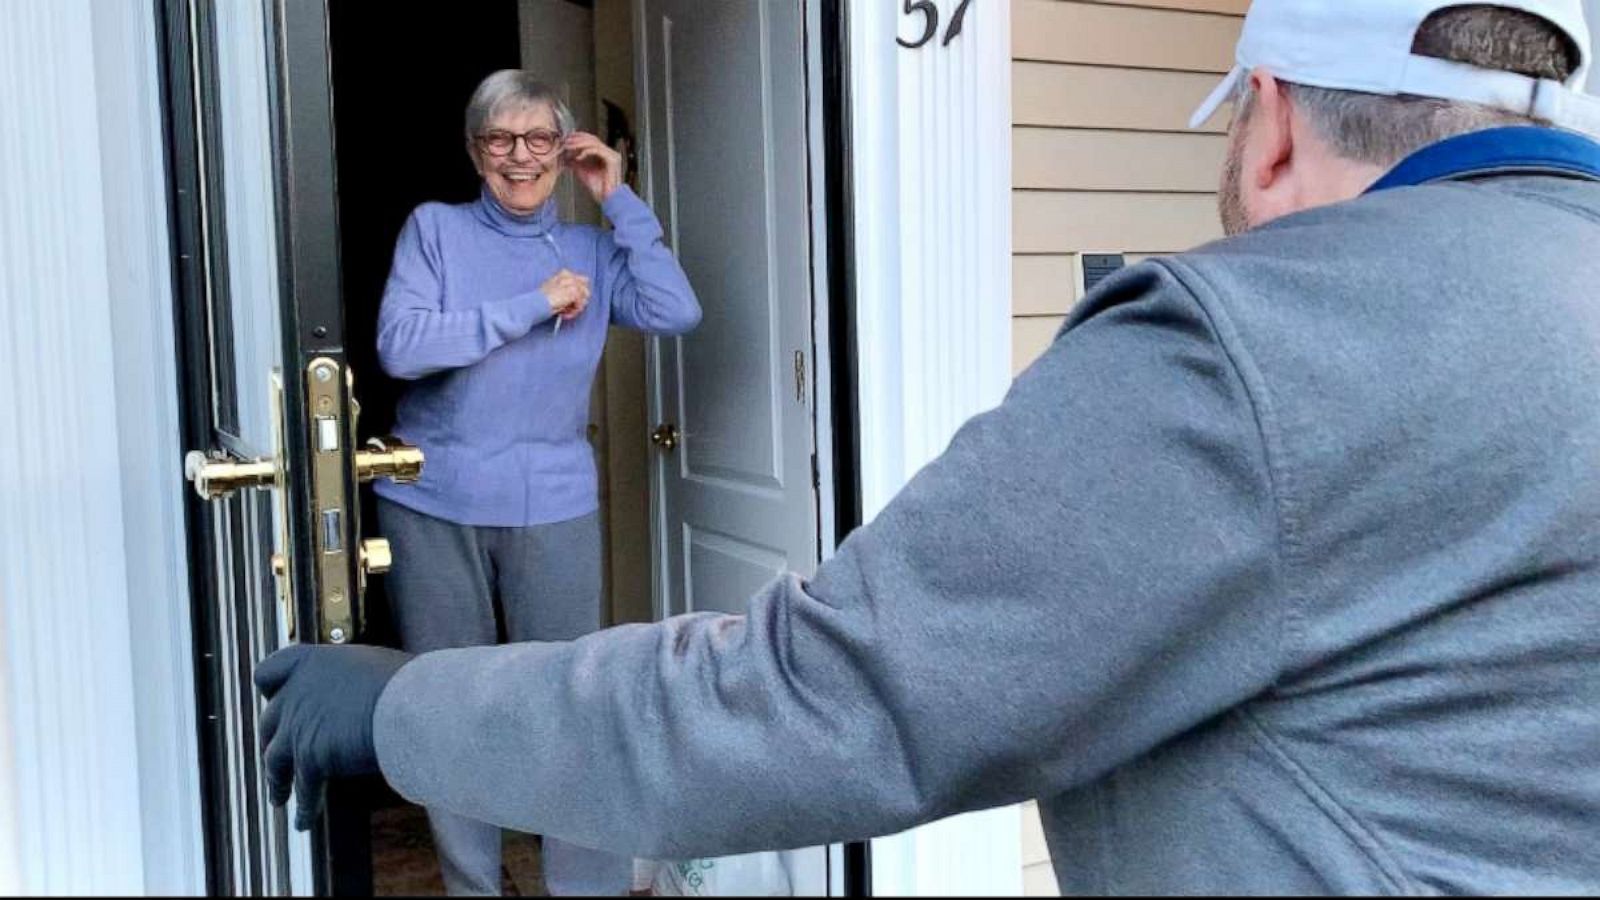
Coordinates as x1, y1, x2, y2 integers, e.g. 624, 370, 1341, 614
641, 0, 820, 621
638, 0, 832, 893
163, 0, 418, 892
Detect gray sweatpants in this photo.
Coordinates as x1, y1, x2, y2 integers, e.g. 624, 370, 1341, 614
377, 498, 631, 896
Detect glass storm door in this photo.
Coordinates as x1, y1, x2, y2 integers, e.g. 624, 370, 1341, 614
162, 0, 416, 893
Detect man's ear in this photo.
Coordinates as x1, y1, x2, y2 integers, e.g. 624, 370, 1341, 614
1246, 68, 1295, 193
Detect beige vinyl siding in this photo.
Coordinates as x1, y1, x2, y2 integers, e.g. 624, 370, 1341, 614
1011, 3, 1247, 893
1010, 0, 1246, 381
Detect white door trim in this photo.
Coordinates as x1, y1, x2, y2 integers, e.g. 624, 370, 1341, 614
0, 0, 204, 893
845, 0, 1022, 894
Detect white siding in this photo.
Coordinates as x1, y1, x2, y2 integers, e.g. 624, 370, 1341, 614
1010, 0, 1245, 376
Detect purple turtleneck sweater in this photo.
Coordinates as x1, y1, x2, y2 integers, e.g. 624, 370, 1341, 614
374, 184, 700, 526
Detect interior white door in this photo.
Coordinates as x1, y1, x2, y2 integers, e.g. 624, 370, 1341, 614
639, 4, 825, 890
640, 0, 819, 621
521, 0, 600, 226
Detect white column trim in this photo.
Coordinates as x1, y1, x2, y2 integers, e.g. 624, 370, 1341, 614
0, 0, 203, 893
0, 551, 17, 894
0, 1, 146, 891
845, 0, 1020, 894
93, 0, 207, 893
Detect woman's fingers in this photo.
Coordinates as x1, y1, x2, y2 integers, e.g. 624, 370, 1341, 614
543, 270, 587, 315
562, 274, 592, 299
565, 133, 619, 168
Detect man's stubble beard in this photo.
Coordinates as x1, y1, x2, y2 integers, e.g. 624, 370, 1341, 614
1218, 123, 1250, 238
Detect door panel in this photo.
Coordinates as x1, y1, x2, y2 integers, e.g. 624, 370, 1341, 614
642, 0, 819, 619
640, 2, 830, 894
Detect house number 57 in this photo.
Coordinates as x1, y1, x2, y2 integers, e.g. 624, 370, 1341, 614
897, 0, 974, 49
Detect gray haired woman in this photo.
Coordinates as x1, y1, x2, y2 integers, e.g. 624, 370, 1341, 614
373, 70, 701, 896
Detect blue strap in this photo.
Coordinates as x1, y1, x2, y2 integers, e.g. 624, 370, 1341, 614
1366, 126, 1600, 194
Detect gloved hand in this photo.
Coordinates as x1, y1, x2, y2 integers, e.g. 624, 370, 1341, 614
253, 643, 413, 830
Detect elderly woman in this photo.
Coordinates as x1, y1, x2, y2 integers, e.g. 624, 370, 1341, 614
373, 70, 700, 896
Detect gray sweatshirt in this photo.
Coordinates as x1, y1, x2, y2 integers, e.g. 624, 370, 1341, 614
372, 166, 1600, 893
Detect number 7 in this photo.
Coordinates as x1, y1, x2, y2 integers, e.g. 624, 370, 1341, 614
942, 0, 974, 46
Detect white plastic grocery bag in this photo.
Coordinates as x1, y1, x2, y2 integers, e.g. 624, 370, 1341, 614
649, 851, 794, 896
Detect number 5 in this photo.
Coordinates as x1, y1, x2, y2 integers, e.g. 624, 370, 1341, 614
897, 0, 939, 49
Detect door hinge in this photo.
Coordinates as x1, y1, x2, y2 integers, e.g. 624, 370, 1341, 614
795, 350, 807, 404
811, 453, 819, 488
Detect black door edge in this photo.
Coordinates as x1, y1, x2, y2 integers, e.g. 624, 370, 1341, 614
152, 0, 238, 892
817, 0, 870, 894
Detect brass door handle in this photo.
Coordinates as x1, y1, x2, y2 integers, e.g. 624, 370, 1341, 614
651, 423, 679, 452
184, 451, 278, 500
184, 366, 425, 645
356, 436, 424, 484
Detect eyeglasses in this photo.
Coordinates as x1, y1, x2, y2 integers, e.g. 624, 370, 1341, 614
475, 128, 563, 157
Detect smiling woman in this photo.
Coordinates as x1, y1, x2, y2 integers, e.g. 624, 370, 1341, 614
369, 67, 703, 896
465, 74, 576, 215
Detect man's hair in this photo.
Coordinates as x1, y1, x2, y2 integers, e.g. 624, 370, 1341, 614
1236, 4, 1581, 166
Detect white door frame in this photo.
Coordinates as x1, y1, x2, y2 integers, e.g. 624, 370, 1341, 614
845, 0, 1021, 895
0, 0, 205, 893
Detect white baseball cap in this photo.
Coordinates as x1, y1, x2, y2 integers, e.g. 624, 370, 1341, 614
1189, 0, 1600, 135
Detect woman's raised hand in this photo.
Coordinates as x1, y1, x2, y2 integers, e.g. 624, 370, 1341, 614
542, 269, 591, 321
563, 132, 624, 203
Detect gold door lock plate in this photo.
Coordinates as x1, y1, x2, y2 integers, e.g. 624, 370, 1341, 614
306, 357, 355, 644
308, 358, 424, 644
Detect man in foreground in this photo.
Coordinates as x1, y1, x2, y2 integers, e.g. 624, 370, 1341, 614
257, 0, 1600, 891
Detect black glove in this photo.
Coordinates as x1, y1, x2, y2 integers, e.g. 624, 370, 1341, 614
253, 643, 412, 830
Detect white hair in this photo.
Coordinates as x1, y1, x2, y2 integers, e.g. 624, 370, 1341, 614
463, 70, 576, 152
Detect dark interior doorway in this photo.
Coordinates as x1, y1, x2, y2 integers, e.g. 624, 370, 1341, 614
324, 2, 526, 894
327, 0, 521, 648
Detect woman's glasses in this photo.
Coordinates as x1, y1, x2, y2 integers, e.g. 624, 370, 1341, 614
475, 128, 563, 158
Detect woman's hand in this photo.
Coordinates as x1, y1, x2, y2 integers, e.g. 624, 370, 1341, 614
563, 131, 624, 204
542, 268, 591, 321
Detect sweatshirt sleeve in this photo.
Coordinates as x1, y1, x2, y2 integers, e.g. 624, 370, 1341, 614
376, 209, 555, 380
597, 186, 702, 335
372, 260, 1289, 859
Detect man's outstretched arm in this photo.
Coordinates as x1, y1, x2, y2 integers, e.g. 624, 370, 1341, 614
274, 261, 1292, 858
